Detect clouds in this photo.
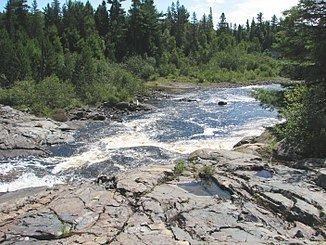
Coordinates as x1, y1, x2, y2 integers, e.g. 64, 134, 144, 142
182, 0, 298, 26
227, 0, 298, 25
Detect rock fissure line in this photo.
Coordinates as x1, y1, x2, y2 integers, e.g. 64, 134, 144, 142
0, 149, 325, 243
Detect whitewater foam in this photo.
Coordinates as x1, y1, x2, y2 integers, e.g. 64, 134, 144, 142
0, 172, 64, 192
0, 84, 285, 190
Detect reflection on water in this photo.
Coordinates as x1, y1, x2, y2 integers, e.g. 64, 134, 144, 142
177, 180, 232, 199
0, 84, 284, 192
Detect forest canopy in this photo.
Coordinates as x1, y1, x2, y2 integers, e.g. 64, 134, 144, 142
0, 0, 324, 158
0, 0, 284, 115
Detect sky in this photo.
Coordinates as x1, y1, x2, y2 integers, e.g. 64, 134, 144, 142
0, 0, 299, 25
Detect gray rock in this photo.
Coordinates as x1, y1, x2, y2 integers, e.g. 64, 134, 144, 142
274, 139, 300, 161
0, 105, 76, 158
316, 169, 326, 190
233, 136, 256, 148
0, 150, 324, 244
8, 211, 67, 240
218, 101, 227, 106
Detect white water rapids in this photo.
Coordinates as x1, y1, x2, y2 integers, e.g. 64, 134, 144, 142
0, 84, 284, 192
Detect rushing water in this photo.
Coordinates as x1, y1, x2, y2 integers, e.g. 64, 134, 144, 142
0, 84, 284, 192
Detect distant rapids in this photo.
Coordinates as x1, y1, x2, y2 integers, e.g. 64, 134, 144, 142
0, 84, 284, 192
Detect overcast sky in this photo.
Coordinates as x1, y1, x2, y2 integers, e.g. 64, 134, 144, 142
0, 0, 299, 25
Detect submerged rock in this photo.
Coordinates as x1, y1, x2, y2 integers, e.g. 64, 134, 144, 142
178, 98, 198, 103
102, 101, 154, 112
218, 101, 228, 106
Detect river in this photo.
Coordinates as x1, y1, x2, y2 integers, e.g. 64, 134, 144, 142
0, 84, 284, 192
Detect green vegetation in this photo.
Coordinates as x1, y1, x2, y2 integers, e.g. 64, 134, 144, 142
58, 223, 73, 238
252, 0, 325, 158
173, 160, 187, 176
197, 165, 215, 180
0, 76, 80, 116
0, 0, 324, 158
253, 89, 285, 109
195, 48, 281, 83
0, 0, 284, 117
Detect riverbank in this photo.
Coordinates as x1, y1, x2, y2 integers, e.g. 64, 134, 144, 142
0, 84, 286, 193
0, 146, 325, 243
0, 100, 155, 159
0, 81, 283, 159
145, 76, 300, 93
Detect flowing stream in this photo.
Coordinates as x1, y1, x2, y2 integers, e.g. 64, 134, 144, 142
0, 84, 284, 192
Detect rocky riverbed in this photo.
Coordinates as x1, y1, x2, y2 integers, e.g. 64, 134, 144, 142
0, 147, 325, 244
0, 101, 154, 159
0, 84, 324, 244
0, 106, 78, 158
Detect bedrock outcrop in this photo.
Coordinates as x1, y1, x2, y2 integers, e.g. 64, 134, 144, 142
0, 106, 77, 158
0, 149, 325, 244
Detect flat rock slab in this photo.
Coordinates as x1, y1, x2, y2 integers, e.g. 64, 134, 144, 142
0, 150, 325, 244
0, 105, 76, 158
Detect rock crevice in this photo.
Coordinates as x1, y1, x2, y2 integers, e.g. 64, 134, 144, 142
0, 150, 325, 244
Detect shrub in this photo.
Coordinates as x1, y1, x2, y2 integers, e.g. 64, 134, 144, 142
252, 89, 285, 108
52, 109, 68, 122
174, 160, 186, 176
83, 60, 143, 105
0, 76, 80, 116
278, 84, 326, 157
124, 55, 156, 80
254, 84, 326, 158
197, 165, 215, 180
195, 49, 281, 83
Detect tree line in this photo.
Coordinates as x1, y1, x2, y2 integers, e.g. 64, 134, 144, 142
254, 0, 325, 158
0, 0, 281, 86
0, 0, 324, 157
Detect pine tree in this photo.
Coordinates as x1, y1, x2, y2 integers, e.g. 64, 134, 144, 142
249, 18, 255, 41
245, 19, 250, 40
236, 24, 243, 43
44, 0, 62, 32
218, 13, 228, 31
107, 0, 127, 61
207, 7, 213, 30
5, 0, 29, 35
141, 0, 161, 56
127, 0, 142, 55
5, 0, 16, 35
185, 12, 199, 54
169, 1, 189, 48
29, 0, 43, 39
95, 1, 109, 38
271, 15, 278, 32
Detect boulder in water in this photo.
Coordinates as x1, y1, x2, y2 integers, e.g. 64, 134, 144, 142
218, 101, 227, 106
316, 169, 326, 190
178, 98, 198, 103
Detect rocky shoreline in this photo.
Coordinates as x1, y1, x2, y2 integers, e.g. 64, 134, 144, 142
0, 86, 325, 244
0, 142, 325, 243
0, 101, 155, 159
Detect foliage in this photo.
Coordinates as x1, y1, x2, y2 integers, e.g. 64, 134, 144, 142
278, 84, 326, 157
271, 0, 326, 158
80, 60, 143, 105
197, 165, 215, 180
252, 89, 285, 108
195, 49, 280, 83
0, 76, 80, 116
124, 55, 156, 80
173, 160, 186, 176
